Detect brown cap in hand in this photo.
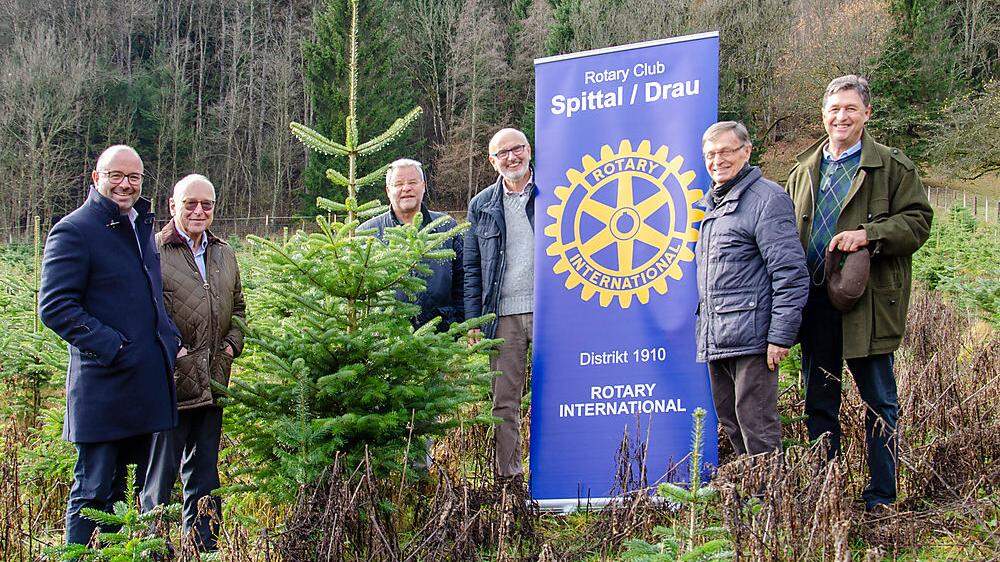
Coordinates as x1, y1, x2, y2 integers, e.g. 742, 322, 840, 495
825, 247, 870, 312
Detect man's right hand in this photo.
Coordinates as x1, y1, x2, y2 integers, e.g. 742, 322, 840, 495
176, 346, 189, 359
766, 344, 789, 371
467, 329, 481, 347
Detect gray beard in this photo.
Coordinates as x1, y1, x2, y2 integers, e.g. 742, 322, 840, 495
501, 165, 528, 183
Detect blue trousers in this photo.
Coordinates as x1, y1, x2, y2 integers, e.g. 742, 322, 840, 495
800, 287, 898, 508
66, 434, 152, 545
141, 406, 223, 551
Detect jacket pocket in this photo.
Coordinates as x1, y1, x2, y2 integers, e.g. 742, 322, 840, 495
872, 287, 905, 340
212, 349, 235, 391
711, 292, 758, 349
477, 221, 501, 242
868, 196, 890, 221
175, 348, 210, 403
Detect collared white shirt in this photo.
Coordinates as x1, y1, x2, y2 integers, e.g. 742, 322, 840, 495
822, 139, 862, 162
177, 224, 209, 281
127, 208, 142, 257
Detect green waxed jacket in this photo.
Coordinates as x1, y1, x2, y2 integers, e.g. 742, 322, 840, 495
786, 131, 933, 359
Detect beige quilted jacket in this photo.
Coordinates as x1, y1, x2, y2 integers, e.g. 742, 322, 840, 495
156, 221, 245, 410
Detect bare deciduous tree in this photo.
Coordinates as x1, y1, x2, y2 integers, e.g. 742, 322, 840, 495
0, 27, 92, 235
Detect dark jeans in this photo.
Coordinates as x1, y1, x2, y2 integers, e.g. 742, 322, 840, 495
141, 406, 223, 551
708, 354, 781, 455
490, 313, 532, 477
800, 287, 898, 508
66, 434, 152, 545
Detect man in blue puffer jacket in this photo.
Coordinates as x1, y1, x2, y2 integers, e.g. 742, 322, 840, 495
695, 122, 809, 456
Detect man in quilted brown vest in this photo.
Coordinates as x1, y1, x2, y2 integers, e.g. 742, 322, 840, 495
141, 174, 245, 551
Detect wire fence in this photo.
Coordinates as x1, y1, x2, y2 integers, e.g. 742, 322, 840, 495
0, 185, 995, 245
0, 210, 471, 245
925, 186, 997, 220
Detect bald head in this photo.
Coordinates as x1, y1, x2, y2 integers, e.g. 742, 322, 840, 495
488, 128, 532, 189
488, 128, 529, 154
95, 145, 141, 171
172, 174, 215, 204
170, 174, 216, 243
92, 144, 143, 214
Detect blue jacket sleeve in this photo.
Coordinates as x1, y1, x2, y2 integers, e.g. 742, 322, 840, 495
448, 229, 465, 326
39, 220, 125, 366
755, 192, 810, 348
463, 205, 484, 321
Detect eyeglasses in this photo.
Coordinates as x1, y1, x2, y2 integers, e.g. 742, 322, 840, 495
703, 145, 747, 161
491, 144, 527, 160
99, 170, 145, 185
183, 199, 215, 211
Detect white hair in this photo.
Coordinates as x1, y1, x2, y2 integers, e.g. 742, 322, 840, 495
172, 173, 216, 203
385, 158, 425, 187
702, 121, 751, 147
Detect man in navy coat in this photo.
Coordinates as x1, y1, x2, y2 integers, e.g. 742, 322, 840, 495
39, 144, 180, 545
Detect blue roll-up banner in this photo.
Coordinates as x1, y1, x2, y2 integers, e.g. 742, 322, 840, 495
531, 33, 720, 509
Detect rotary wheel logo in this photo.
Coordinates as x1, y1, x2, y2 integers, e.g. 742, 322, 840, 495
544, 139, 705, 308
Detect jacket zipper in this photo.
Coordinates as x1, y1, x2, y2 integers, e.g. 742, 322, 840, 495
701, 209, 715, 355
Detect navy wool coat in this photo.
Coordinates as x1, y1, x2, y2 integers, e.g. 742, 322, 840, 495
39, 187, 180, 443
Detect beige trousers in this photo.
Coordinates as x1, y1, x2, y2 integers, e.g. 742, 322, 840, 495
490, 313, 533, 477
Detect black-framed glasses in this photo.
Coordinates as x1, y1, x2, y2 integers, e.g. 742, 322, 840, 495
99, 170, 145, 185
703, 145, 747, 161
183, 199, 215, 211
491, 144, 527, 160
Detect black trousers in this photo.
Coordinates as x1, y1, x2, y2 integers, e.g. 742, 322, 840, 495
66, 434, 152, 545
141, 406, 223, 551
800, 287, 898, 508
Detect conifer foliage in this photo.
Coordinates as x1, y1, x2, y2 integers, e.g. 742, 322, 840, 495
44, 465, 182, 561
220, 0, 497, 503
302, 0, 422, 207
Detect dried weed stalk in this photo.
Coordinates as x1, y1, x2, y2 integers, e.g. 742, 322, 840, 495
714, 440, 850, 561
272, 430, 540, 562
1, 422, 33, 562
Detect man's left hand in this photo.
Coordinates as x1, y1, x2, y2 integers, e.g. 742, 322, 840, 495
223, 343, 234, 357
828, 229, 868, 253
767, 344, 790, 371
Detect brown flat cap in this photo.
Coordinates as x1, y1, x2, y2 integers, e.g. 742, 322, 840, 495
825, 247, 870, 312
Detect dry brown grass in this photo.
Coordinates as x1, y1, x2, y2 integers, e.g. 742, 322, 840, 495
714, 442, 850, 561
736, 288, 1000, 560
2, 289, 997, 560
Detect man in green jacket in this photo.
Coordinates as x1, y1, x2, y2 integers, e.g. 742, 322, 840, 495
786, 75, 932, 511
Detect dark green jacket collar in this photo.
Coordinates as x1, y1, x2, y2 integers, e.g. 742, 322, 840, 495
796, 130, 885, 171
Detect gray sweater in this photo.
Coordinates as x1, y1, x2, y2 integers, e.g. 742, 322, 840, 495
498, 191, 534, 316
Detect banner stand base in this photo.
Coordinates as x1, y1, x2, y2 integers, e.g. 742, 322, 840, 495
534, 494, 678, 515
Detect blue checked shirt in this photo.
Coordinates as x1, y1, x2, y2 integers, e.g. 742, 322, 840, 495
808, 140, 862, 285
177, 225, 209, 281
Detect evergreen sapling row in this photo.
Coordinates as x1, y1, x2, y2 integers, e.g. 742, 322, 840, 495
217, 0, 498, 503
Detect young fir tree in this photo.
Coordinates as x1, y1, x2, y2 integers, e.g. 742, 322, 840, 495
302, 0, 421, 208
220, 0, 497, 503
44, 465, 183, 561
